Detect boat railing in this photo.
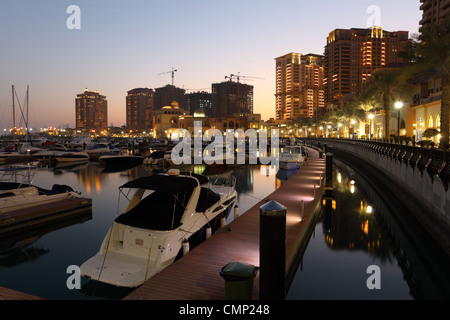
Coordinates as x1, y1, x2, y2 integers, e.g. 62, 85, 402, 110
209, 174, 237, 190
0, 162, 38, 187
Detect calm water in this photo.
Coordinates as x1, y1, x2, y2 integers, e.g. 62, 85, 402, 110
0, 162, 282, 300
1, 159, 449, 300
286, 159, 450, 300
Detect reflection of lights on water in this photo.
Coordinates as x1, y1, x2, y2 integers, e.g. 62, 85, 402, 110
337, 172, 342, 183
366, 205, 373, 214
350, 180, 355, 194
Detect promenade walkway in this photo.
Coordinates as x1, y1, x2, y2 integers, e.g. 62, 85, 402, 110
124, 147, 326, 300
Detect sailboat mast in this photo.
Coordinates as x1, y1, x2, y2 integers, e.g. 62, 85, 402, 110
12, 85, 16, 142
26, 85, 30, 141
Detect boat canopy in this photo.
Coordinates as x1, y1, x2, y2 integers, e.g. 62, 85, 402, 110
119, 174, 208, 193
115, 174, 214, 231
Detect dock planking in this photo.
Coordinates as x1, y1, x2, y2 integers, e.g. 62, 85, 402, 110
0, 286, 44, 300
124, 147, 326, 300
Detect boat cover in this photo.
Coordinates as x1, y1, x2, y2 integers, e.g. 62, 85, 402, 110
119, 174, 208, 193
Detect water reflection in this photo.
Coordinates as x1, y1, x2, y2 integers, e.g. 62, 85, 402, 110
287, 159, 450, 300
0, 162, 281, 300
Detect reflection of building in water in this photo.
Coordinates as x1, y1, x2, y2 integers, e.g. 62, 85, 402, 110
230, 165, 254, 194
327, 160, 450, 299
323, 164, 386, 256
76, 164, 106, 195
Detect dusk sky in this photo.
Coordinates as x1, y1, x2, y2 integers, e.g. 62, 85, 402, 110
0, 0, 422, 130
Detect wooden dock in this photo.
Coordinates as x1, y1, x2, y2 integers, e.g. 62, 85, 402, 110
0, 286, 44, 300
123, 147, 326, 300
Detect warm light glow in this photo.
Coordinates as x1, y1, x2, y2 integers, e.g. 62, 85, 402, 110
395, 101, 403, 109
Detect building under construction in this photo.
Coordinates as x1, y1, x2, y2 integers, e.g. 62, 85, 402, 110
211, 80, 254, 117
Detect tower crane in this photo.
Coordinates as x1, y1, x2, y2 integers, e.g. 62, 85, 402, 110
225, 73, 264, 83
158, 68, 178, 86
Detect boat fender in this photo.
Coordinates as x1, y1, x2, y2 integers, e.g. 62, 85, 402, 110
182, 239, 190, 255
168, 168, 180, 176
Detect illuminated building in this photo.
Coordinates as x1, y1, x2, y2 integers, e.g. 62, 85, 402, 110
212, 80, 254, 117
420, 0, 450, 29
275, 53, 324, 120
75, 89, 108, 132
126, 88, 154, 131
324, 27, 409, 106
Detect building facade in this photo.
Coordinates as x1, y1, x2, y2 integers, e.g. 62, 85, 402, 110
212, 81, 254, 117
324, 27, 409, 106
275, 53, 325, 120
126, 88, 154, 132
186, 91, 213, 117
154, 85, 186, 110
75, 89, 108, 132
420, 0, 450, 29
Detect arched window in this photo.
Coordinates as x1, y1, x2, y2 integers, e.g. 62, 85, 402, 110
428, 115, 433, 128
436, 114, 441, 129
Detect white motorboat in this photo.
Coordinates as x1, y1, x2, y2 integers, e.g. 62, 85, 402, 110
279, 146, 305, 170
86, 143, 110, 155
54, 150, 90, 163
33, 145, 68, 162
80, 169, 237, 287
0, 163, 83, 213
0, 182, 82, 213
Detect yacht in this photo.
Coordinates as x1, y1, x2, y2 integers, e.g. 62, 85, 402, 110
279, 145, 305, 170
99, 154, 145, 172
0, 182, 82, 214
80, 169, 237, 288
33, 145, 68, 162
0, 163, 83, 214
54, 150, 90, 163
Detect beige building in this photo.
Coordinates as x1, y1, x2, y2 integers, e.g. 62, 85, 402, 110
275, 53, 324, 120
153, 102, 189, 138
410, 70, 443, 143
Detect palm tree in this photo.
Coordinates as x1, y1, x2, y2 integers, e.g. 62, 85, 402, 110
362, 67, 413, 139
414, 17, 450, 149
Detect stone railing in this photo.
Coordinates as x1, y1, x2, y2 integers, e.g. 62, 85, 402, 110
304, 138, 449, 226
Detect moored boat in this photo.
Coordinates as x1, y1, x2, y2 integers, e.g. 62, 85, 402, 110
279, 145, 305, 170
54, 150, 90, 163
80, 169, 237, 287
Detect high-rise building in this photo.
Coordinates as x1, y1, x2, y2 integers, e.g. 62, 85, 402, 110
212, 81, 254, 117
126, 88, 154, 131
275, 53, 325, 120
420, 0, 450, 29
154, 84, 186, 110
75, 89, 108, 131
324, 27, 409, 106
186, 91, 212, 117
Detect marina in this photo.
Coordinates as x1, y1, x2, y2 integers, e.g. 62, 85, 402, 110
0, 143, 450, 300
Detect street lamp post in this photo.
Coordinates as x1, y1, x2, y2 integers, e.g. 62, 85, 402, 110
395, 102, 403, 142
368, 114, 374, 140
